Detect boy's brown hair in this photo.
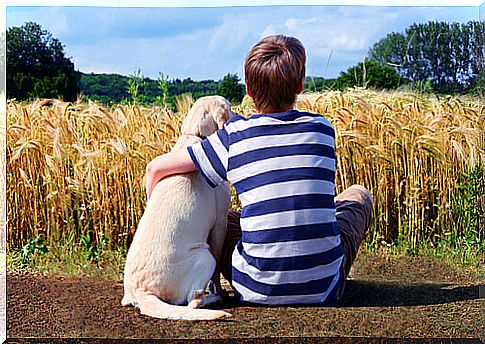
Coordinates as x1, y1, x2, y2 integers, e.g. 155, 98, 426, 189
245, 35, 306, 114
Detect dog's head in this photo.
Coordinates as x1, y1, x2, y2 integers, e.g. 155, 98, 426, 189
181, 96, 235, 138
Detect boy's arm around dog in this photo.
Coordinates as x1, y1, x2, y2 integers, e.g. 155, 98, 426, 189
145, 150, 196, 199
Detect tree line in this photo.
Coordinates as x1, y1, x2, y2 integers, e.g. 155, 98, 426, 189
80, 72, 336, 106
6, 20, 485, 104
80, 72, 237, 106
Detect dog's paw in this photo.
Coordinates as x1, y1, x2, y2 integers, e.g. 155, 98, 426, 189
207, 280, 229, 301
187, 298, 203, 309
198, 294, 223, 308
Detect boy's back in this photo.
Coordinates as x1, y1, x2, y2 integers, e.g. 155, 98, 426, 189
188, 109, 344, 304
145, 35, 372, 307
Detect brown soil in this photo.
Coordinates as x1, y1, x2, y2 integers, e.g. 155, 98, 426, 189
6, 253, 484, 340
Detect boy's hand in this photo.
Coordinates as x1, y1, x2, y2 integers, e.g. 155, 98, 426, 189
145, 150, 197, 199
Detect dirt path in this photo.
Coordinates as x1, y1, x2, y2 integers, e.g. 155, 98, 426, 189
7, 253, 484, 340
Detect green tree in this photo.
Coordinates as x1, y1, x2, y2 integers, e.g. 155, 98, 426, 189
304, 76, 337, 92
79, 73, 130, 104
368, 32, 408, 76
7, 22, 80, 101
78, 72, 222, 105
467, 20, 485, 94
336, 60, 403, 90
217, 73, 245, 103
368, 20, 485, 93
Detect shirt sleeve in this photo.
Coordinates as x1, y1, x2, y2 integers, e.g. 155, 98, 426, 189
187, 126, 230, 188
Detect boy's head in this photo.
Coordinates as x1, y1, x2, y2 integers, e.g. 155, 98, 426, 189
245, 35, 306, 114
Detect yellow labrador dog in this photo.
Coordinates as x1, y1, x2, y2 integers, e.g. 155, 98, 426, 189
122, 96, 234, 320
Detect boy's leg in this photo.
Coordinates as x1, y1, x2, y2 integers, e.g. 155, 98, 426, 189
220, 210, 242, 283
335, 184, 373, 299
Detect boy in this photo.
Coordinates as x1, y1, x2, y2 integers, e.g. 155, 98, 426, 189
146, 35, 373, 305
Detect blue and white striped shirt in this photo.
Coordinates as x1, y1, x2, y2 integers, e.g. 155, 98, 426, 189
187, 109, 343, 305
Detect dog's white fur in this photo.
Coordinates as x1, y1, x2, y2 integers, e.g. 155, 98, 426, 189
122, 96, 234, 320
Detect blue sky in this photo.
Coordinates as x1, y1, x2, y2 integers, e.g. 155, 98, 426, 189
6, 3, 482, 81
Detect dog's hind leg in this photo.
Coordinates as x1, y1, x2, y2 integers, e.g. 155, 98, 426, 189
121, 294, 136, 307
207, 202, 230, 298
184, 250, 223, 308
187, 281, 223, 309
121, 277, 137, 307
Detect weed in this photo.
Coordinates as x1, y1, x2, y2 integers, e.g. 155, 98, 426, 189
21, 235, 48, 265
8, 235, 49, 269
80, 231, 107, 265
155, 72, 170, 107
449, 163, 483, 253
127, 69, 147, 105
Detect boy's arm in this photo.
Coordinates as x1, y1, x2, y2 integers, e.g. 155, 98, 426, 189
145, 149, 196, 199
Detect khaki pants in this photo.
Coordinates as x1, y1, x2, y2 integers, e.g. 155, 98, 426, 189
220, 184, 373, 301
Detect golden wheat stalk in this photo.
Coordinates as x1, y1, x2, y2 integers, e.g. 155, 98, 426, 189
6, 90, 484, 252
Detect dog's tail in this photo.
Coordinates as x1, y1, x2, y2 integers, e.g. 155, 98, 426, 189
135, 291, 232, 321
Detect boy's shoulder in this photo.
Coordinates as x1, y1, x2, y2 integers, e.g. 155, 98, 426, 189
224, 110, 334, 134
226, 114, 247, 125
227, 110, 327, 123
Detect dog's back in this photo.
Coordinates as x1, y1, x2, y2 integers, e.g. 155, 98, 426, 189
122, 134, 232, 320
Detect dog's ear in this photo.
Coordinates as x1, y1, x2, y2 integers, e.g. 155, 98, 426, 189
181, 107, 218, 138
181, 96, 234, 138
212, 98, 234, 130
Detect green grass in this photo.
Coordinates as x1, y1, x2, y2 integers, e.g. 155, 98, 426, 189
7, 236, 483, 282
7, 237, 126, 281
363, 240, 484, 280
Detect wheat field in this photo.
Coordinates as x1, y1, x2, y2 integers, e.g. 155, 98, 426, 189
6, 90, 485, 253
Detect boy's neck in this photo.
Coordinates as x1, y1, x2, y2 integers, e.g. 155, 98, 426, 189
258, 106, 295, 114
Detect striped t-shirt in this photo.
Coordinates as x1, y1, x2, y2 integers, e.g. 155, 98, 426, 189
187, 109, 343, 305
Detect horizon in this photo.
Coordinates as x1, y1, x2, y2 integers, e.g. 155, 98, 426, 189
5, 3, 482, 81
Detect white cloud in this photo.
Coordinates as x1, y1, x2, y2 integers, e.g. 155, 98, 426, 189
68, 12, 262, 80
67, 8, 282, 80
261, 14, 378, 63
257, 5, 476, 78
207, 14, 256, 53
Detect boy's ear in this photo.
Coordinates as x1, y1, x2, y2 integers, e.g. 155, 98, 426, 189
245, 84, 252, 98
